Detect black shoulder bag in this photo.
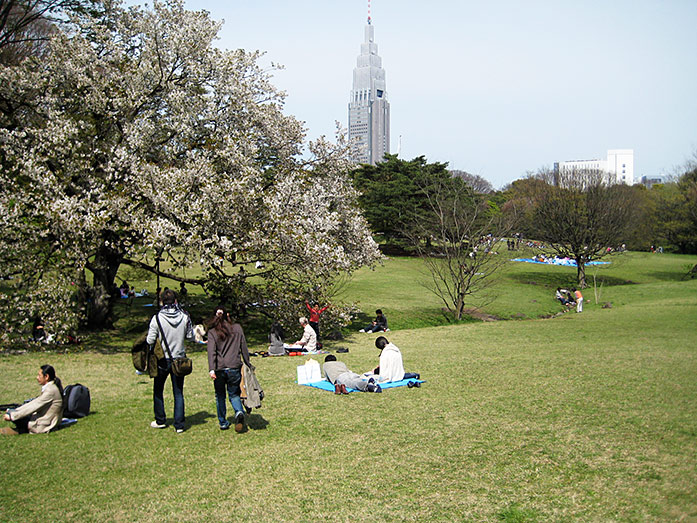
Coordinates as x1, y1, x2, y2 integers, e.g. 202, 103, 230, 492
155, 313, 193, 377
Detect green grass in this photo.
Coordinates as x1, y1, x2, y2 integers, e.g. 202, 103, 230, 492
1, 252, 696, 521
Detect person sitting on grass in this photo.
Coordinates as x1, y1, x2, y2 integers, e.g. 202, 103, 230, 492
2, 365, 64, 435
268, 322, 285, 356
359, 309, 388, 333
370, 336, 421, 383
323, 355, 382, 394
555, 287, 572, 307
294, 317, 317, 352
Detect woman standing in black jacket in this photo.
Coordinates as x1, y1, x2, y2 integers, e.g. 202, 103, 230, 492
206, 307, 252, 432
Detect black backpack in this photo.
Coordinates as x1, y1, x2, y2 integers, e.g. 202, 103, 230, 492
63, 384, 91, 418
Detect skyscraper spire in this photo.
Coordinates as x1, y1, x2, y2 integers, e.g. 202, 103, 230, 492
348, 6, 390, 165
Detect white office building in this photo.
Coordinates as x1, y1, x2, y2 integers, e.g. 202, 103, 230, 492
555, 149, 634, 185
348, 19, 390, 165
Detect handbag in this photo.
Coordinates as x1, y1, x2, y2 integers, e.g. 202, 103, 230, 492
155, 313, 193, 377
131, 332, 149, 372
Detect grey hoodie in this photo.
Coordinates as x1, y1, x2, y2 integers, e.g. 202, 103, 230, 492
147, 306, 194, 359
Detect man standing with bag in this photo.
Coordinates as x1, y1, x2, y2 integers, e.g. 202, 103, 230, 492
147, 289, 193, 433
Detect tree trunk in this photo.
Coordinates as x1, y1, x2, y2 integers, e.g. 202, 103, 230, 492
87, 245, 124, 329
576, 257, 587, 288
454, 294, 464, 320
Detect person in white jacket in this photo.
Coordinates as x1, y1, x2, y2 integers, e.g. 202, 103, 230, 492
371, 337, 421, 383
372, 336, 405, 383
294, 317, 317, 352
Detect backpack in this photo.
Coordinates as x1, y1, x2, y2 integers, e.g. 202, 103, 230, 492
63, 384, 91, 418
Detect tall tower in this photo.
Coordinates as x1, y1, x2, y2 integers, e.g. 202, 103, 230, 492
348, 6, 390, 165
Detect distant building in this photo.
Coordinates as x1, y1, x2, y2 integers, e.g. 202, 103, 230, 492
638, 175, 665, 189
348, 17, 390, 165
555, 149, 634, 185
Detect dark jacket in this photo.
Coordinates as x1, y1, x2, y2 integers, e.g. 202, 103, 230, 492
207, 322, 251, 371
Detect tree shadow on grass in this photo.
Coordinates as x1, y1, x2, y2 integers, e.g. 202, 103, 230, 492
507, 271, 636, 288
647, 270, 693, 282
349, 311, 373, 332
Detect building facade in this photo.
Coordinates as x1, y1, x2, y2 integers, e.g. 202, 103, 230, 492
555, 149, 634, 185
348, 21, 390, 165
638, 175, 665, 189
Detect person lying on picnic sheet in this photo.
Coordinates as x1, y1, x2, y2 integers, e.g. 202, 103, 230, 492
322, 355, 382, 394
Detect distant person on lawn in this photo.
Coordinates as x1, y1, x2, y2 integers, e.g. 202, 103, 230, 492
207, 307, 252, 432
178, 282, 188, 305
305, 301, 329, 339
2, 365, 64, 435
359, 309, 388, 333
294, 317, 317, 352
555, 287, 572, 307
572, 288, 584, 313
323, 355, 382, 394
147, 289, 193, 433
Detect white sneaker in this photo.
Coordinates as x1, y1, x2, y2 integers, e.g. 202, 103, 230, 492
150, 421, 167, 429
358, 329, 365, 333
176, 428, 185, 433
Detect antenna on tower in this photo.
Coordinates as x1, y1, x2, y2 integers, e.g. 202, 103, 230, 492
367, 0, 371, 24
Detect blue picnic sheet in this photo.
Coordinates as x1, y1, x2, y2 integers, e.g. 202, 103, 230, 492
512, 257, 609, 267
301, 378, 425, 393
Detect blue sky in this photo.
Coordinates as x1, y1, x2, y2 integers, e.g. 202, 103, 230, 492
152, 0, 697, 187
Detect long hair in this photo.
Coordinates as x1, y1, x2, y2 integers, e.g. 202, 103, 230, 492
270, 322, 285, 341
40, 364, 63, 397
209, 306, 233, 341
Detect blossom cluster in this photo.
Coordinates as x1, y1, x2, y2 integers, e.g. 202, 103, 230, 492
0, 0, 381, 344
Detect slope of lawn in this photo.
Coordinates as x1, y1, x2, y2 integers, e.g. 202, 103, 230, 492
0, 251, 696, 521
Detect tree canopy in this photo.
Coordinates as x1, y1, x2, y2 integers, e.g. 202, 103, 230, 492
0, 0, 380, 343
350, 154, 453, 249
527, 169, 638, 287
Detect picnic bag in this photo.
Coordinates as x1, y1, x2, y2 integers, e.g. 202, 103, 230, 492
132, 331, 163, 377
63, 384, 91, 418
132, 332, 149, 372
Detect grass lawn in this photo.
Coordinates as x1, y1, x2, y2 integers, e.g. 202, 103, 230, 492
1, 252, 696, 521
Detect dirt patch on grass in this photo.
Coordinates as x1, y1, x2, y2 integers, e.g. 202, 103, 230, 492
461, 307, 501, 322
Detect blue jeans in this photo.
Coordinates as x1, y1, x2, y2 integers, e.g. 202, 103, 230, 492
214, 368, 244, 428
153, 359, 185, 430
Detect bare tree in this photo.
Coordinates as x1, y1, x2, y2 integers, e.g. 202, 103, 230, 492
0, 0, 91, 63
450, 169, 494, 194
407, 176, 511, 320
530, 169, 637, 287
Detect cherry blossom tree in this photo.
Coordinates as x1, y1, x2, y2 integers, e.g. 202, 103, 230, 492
0, 0, 380, 343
